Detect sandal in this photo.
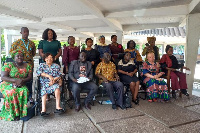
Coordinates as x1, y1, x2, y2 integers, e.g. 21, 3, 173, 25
148, 100, 153, 103
54, 109, 65, 114
41, 112, 50, 117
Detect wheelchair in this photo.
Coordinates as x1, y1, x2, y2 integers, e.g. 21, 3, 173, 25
34, 74, 73, 116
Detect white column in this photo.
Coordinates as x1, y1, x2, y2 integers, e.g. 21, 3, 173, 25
4, 30, 13, 56
185, 13, 200, 95
116, 30, 123, 45
0, 29, 1, 73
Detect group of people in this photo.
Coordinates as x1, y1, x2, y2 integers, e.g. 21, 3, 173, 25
0, 27, 190, 121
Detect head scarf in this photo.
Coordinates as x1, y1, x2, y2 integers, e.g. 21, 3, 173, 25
147, 36, 156, 42
10, 49, 24, 59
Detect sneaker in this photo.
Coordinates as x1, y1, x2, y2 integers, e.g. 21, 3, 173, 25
112, 104, 117, 110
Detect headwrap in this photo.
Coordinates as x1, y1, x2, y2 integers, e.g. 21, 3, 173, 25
98, 35, 107, 46
147, 36, 156, 42
10, 49, 24, 59
98, 35, 105, 40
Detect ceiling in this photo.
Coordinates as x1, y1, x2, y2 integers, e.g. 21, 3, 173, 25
0, 0, 199, 41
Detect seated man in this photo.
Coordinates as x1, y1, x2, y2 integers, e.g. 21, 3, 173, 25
95, 53, 125, 110
69, 52, 98, 112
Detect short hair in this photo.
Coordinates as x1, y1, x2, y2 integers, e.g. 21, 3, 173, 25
111, 35, 117, 40
21, 27, 28, 32
165, 45, 173, 53
127, 40, 136, 49
85, 38, 93, 44
42, 28, 57, 40
68, 36, 75, 44
147, 52, 155, 57
123, 51, 131, 59
43, 53, 55, 62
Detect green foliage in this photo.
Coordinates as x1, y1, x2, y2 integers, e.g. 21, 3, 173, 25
135, 44, 140, 50
122, 44, 126, 49
81, 43, 86, 50
1, 55, 7, 65
32, 40, 39, 49
1, 29, 5, 48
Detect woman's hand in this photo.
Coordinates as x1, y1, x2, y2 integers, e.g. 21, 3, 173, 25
127, 72, 134, 77
166, 67, 176, 71
91, 61, 95, 65
15, 79, 24, 87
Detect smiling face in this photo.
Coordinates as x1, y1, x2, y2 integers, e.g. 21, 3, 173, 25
79, 52, 86, 62
21, 28, 29, 39
167, 47, 173, 56
111, 36, 117, 43
148, 40, 155, 47
48, 30, 53, 40
103, 53, 111, 62
99, 37, 105, 44
86, 39, 93, 47
68, 36, 75, 45
147, 52, 155, 62
45, 55, 53, 65
14, 53, 24, 63
124, 52, 131, 62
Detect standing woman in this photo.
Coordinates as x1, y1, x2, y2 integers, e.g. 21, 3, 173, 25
124, 40, 142, 64
81, 38, 100, 73
62, 36, 80, 98
95, 35, 111, 59
109, 35, 124, 62
38, 28, 62, 65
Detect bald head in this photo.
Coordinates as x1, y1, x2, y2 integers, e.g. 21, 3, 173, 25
20, 27, 29, 40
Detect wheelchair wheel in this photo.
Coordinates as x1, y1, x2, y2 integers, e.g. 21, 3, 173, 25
34, 79, 41, 116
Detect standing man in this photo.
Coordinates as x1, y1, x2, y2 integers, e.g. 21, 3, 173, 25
10, 27, 36, 102
142, 36, 160, 62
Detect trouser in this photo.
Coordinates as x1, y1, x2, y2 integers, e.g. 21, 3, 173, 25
170, 71, 187, 90
72, 81, 98, 106
102, 81, 124, 106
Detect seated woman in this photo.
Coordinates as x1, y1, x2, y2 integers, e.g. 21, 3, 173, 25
142, 52, 170, 102
0, 49, 32, 121
118, 52, 140, 105
160, 45, 190, 98
124, 40, 142, 64
36, 53, 64, 116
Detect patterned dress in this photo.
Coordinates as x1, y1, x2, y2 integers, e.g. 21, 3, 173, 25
124, 49, 143, 63
142, 62, 169, 100
10, 39, 36, 68
0, 62, 32, 121
36, 63, 61, 96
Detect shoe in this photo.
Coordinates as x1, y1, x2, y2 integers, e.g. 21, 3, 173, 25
117, 105, 126, 110
132, 98, 139, 105
75, 105, 81, 112
172, 90, 176, 99
85, 103, 91, 110
181, 89, 189, 97
148, 100, 152, 103
54, 109, 65, 114
153, 99, 157, 102
14, 116, 20, 121
41, 112, 50, 117
112, 104, 117, 110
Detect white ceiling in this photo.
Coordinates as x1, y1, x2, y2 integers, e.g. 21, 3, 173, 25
0, 0, 199, 41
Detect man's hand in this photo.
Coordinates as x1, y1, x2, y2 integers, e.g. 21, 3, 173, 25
91, 61, 95, 65
102, 77, 108, 83
73, 78, 78, 83
116, 75, 120, 81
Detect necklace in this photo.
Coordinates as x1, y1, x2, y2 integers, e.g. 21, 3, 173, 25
21, 39, 30, 51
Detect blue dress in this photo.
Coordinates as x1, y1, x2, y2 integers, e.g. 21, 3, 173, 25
36, 63, 61, 96
95, 45, 111, 58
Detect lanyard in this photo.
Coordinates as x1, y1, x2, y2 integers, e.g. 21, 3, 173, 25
21, 39, 30, 51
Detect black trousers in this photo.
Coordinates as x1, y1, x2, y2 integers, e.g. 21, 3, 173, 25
72, 81, 98, 106
102, 81, 124, 107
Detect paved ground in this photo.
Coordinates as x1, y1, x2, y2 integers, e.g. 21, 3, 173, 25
1, 94, 200, 133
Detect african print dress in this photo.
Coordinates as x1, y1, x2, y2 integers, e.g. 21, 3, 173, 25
36, 63, 61, 96
142, 62, 169, 100
0, 62, 32, 121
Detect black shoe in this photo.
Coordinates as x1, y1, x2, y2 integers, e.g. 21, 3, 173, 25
132, 98, 139, 105
75, 105, 81, 112
117, 105, 126, 110
41, 112, 50, 117
172, 91, 176, 99
112, 104, 117, 110
14, 116, 20, 121
54, 109, 65, 114
181, 89, 189, 97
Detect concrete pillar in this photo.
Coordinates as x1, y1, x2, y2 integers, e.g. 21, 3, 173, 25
116, 30, 123, 45
0, 29, 1, 73
4, 30, 13, 56
185, 13, 200, 95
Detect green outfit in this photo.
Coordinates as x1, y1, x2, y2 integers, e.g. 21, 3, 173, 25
0, 62, 32, 121
38, 40, 61, 65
